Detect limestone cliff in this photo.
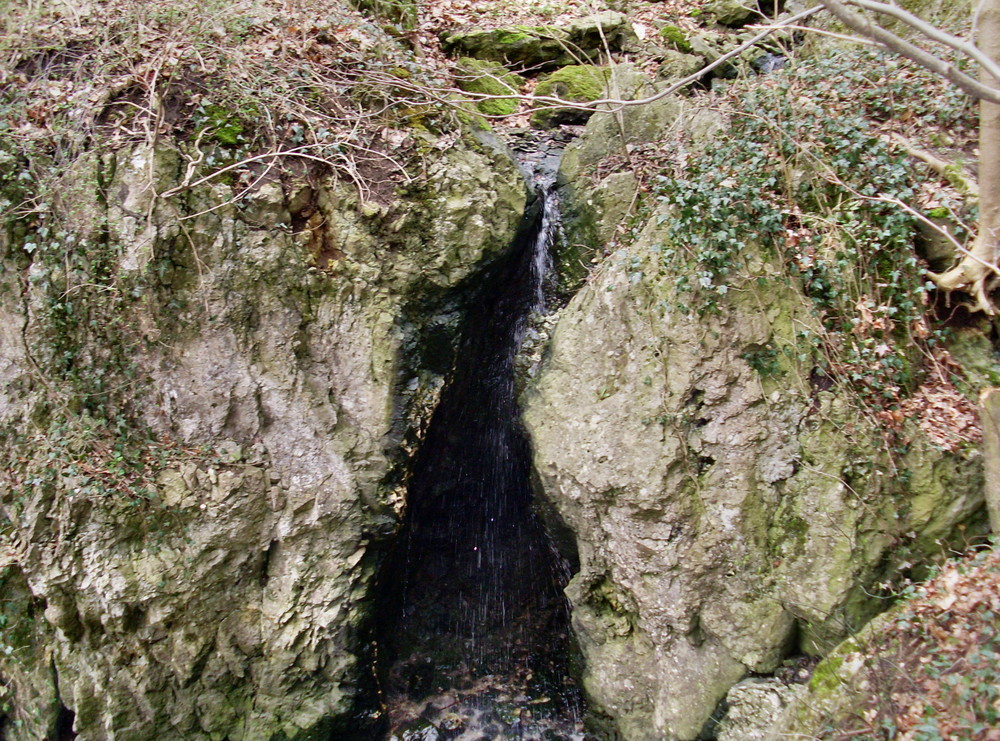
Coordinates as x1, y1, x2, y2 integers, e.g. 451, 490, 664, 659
523, 65, 991, 739
0, 129, 527, 739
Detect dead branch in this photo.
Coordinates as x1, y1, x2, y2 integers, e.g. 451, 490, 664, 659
819, 0, 1000, 104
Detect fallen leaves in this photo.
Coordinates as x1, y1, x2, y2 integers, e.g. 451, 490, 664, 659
838, 545, 1000, 740
898, 349, 982, 453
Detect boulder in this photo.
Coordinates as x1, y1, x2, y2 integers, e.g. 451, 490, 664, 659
525, 96, 987, 738
0, 125, 528, 740
441, 12, 636, 71
524, 209, 985, 737
553, 63, 687, 292
455, 57, 524, 117
703, 0, 765, 28
716, 678, 802, 740
531, 64, 608, 128
655, 49, 707, 82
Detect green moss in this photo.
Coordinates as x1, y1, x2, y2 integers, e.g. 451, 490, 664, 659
199, 105, 244, 147
659, 25, 692, 54
536, 65, 605, 102
769, 511, 809, 558
453, 106, 491, 130
531, 64, 607, 128
808, 654, 846, 692
454, 58, 523, 117
493, 29, 536, 45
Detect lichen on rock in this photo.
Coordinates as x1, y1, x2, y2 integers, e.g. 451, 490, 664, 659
523, 64, 990, 739
0, 117, 527, 741
441, 12, 636, 70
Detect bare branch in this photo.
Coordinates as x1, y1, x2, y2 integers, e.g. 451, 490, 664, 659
762, 23, 880, 46
158, 141, 413, 202
582, 5, 825, 111
819, 0, 1000, 104
889, 133, 979, 198
847, 0, 1000, 81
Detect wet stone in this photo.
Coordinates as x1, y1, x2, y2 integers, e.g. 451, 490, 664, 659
379, 142, 589, 741
390, 717, 441, 741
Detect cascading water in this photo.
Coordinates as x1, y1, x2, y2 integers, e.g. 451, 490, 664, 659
378, 154, 586, 740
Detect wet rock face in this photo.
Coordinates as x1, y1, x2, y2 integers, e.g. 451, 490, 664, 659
0, 131, 527, 740
523, 99, 986, 739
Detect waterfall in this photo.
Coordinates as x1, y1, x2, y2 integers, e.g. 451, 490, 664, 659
378, 182, 586, 740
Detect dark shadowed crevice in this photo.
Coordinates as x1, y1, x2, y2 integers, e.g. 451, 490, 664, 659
376, 183, 586, 738
53, 704, 76, 741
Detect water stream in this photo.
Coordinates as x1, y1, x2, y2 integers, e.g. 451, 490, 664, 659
379, 141, 586, 740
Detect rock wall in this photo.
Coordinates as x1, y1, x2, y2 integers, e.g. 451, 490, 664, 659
0, 130, 527, 740
523, 90, 989, 739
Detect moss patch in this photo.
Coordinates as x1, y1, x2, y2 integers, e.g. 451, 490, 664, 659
658, 25, 692, 53
197, 105, 245, 147
454, 58, 523, 117
531, 64, 607, 128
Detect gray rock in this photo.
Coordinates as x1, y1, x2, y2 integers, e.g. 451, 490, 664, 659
704, 0, 761, 28
655, 49, 707, 82
0, 125, 527, 740
717, 678, 801, 741
441, 12, 636, 70
525, 96, 986, 739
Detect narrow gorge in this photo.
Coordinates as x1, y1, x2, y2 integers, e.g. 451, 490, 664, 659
379, 178, 586, 739
1, 1, 998, 740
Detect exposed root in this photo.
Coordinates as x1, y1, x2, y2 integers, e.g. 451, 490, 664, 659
927, 270, 997, 315
928, 238, 1000, 315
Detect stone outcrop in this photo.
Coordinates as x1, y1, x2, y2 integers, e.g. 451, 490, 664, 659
0, 128, 527, 739
523, 79, 989, 739
531, 65, 609, 128
441, 12, 636, 70
454, 58, 525, 117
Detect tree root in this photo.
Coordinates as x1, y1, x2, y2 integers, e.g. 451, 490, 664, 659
891, 134, 979, 199
929, 262, 999, 315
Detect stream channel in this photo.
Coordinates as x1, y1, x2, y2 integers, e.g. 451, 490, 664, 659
378, 132, 588, 741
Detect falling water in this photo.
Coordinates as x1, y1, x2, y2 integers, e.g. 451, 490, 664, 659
379, 178, 585, 739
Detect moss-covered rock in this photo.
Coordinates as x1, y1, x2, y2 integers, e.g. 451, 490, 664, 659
703, 0, 762, 27
454, 57, 523, 117
525, 68, 989, 739
765, 611, 899, 737
0, 126, 528, 740
659, 24, 693, 53
553, 63, 688, 294
441, 12, 636, 70
524, 201, 987, 737
531, 64, 608, 128
656, 49, 707, 82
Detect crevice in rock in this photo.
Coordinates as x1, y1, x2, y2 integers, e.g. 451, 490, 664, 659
49, 657, 76, 741
375, 170, 585, 737
53, 704, 76, 741
259, 539, 278, 587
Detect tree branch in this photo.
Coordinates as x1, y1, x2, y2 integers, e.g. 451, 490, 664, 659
403, 5, 827, 120
847, 0, 1000, 82
818, 0, 1000, 104
889, 133, 979, 198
